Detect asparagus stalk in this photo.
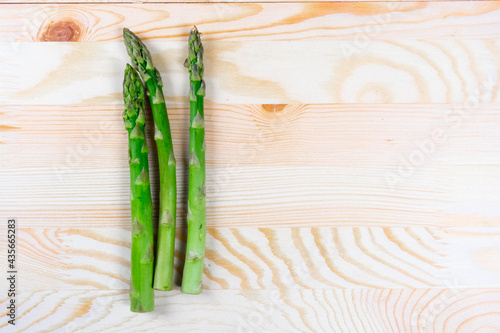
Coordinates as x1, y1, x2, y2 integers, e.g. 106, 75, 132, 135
123, 28, 177, 291
182, 26, 206, 295
123, 64, 155, 312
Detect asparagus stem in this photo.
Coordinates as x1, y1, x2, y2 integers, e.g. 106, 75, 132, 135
182, 26, 206, 295
123, 64, 155, 312
123, 28, 177, 291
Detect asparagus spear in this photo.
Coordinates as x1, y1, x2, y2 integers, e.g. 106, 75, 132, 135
123, 28, 177, 291
123, 64, 155, 312
182, 26, 206, 295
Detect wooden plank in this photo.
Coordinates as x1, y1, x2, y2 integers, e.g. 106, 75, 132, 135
2, 104, 500, 228
1, 288, 499, 332
1, 0, 500, 8
2, 3, 500, 42
1, 227, 499, 291
2, 39, 500, 105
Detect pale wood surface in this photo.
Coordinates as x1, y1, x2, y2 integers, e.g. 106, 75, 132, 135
1, 2, 500, 332
2, 3, 500, 43
1, 289, 500, 332
4, 39, 500, 105
0, 227, 499, 292
2, 104, 500, 228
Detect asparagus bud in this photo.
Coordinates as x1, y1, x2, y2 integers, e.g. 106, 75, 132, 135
181, 26, 206, 295
123, 64, 155, 312
124, 28, 177, 291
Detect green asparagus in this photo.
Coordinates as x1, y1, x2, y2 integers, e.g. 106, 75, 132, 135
181, 26, 206, 295
123, 28, 177, 291
123, 64, 155, 312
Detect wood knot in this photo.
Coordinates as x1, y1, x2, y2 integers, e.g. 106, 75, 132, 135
39, 20, 82, 42
261, 104, 287, 113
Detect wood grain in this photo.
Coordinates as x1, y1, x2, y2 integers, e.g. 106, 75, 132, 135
2, 39, 500, 105
1, 3, 500, 42
1, 227, 499, 292
1, 289, 499, 332
2, 104, 500, 228
1, 1, 500, 331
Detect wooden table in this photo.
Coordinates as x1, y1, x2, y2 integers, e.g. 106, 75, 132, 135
1, 1, 500, 332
